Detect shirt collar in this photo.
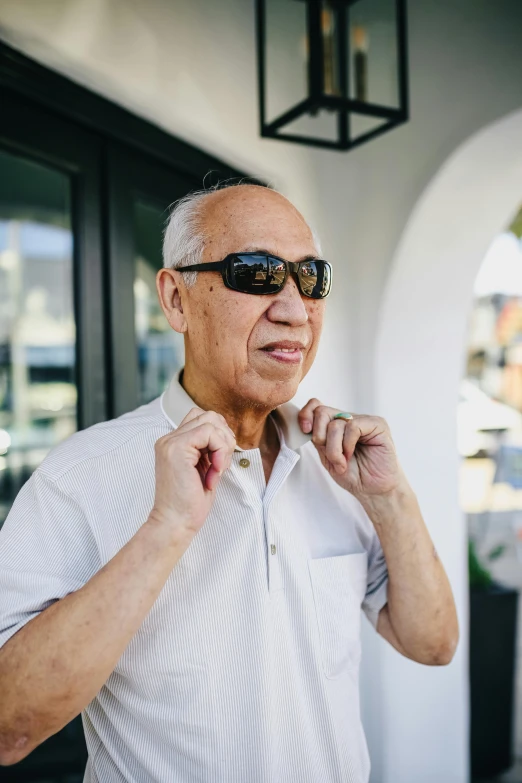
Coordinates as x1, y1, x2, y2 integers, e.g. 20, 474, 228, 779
160, 367, 312, 453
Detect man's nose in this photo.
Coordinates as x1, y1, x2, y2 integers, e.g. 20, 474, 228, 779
267, 274, 309, 323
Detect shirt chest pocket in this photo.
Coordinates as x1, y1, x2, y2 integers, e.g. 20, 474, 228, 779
308, 551, 368, 679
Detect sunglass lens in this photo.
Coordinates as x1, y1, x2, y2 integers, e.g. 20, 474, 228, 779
229, 254, 330, 297
267, 256, 286, 290
231, 254, 285, 293
298, 261, 331, 299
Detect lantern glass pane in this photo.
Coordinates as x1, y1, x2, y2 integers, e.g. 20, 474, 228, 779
348, 0, 400, 110
265, 0, 308, 125
350, 114, 389, 141
282, 108, 339, 142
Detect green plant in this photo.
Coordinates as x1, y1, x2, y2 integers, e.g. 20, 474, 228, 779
468, 538, 507, 589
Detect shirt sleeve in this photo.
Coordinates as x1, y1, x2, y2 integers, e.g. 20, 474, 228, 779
0, 468, 100, 650
361, 522, 389, 631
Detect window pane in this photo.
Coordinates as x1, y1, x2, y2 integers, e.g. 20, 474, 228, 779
134, 200, 184, 406
0, 148, 76, 527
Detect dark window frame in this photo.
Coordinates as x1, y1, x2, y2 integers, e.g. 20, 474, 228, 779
105, 141, 200, 416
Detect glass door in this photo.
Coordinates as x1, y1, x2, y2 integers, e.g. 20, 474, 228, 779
0, 147, 77, 524
0, 90, 105, 528
107, 142, 199, 416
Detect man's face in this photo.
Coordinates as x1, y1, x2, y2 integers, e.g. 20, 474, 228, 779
167, 185, 326, 408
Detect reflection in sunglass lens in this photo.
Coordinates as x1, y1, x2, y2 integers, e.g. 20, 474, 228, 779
231, 254, 285, 293
230, 254, 330, 298
299, 261, 331, 299
268, 256, 286, 289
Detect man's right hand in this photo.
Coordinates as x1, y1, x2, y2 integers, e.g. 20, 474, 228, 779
0, 404, 237, 765
150, 406, 237, 537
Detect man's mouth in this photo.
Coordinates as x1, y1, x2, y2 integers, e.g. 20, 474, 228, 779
260, 346, 303, 364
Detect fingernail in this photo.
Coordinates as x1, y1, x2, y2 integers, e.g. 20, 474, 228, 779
302, 421, 312, 433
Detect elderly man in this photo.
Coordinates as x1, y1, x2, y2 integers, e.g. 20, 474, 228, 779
0, 183, 458, 782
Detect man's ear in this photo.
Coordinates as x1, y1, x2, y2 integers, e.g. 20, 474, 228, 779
156, 268, 188, 334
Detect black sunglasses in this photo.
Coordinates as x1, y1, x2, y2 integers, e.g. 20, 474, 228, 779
180, 252, 332, 299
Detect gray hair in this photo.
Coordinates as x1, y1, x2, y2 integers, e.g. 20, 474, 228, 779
162, 182, 323, 289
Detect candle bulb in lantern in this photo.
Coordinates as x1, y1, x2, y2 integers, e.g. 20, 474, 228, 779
352, 25, 369, 103
322, 5, 338, 97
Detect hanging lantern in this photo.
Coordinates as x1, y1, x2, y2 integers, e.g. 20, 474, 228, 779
255, 0, 409, 151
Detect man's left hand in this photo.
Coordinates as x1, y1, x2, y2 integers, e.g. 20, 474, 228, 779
298, 399, 408, 500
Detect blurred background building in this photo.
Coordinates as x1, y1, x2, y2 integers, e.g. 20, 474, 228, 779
461, 213, 522, 783
1, 1, 522, 781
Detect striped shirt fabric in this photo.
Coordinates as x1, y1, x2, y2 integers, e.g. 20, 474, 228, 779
0, 368, 389, 782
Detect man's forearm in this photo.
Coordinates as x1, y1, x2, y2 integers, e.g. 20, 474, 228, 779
359, 484, 459, 665
0, 514, 192, 766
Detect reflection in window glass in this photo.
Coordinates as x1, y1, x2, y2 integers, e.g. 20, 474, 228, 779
134, 200, 184, 406
0, 148, 76, 527
462, 211, 522, 767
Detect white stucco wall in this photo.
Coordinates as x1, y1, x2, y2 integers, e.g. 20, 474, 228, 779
377, 107, 522, 783
2, 1, 522, 781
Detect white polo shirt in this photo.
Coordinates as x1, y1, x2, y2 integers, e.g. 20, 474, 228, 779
0, 368, 388, 783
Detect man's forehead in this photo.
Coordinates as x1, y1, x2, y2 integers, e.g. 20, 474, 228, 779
199, 187, 316, 254
202, 183, 281, 208
201, 185, 310, 226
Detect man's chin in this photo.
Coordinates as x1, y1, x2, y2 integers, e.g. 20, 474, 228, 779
248, 364, 302, 404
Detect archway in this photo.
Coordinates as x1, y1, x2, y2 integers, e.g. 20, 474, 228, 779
374, 108, 522, 782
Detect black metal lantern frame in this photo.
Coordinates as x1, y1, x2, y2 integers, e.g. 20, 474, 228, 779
256, 0, 409, 151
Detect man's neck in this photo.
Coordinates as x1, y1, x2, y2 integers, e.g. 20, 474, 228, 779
180, 367, 280, 456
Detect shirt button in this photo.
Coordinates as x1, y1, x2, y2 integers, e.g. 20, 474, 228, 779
271, 544, 276, 555
239, 458, 250, 468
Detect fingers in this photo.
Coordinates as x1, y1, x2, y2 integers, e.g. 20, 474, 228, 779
156, 407, 237, 491
297, 398, 324, 433
183, 422, 235, 491
171, 408, 237, 458
324, 419, 348, 473
323, 419, 362, 474
303, 400, 362, 475
310, 403, 338, 446
341, 422, 360, 463
178, 407, 236, 441
177, 406, 208, 426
